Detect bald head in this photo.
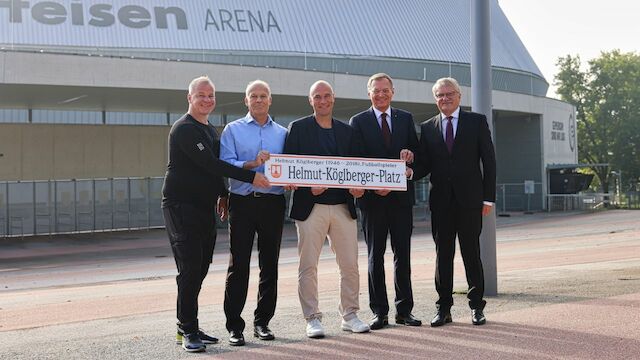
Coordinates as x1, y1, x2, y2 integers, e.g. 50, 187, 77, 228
308, 80, 335, 120
309, 80, 334, 98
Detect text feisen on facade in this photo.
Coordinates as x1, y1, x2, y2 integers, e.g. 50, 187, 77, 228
1, 0, 282, 33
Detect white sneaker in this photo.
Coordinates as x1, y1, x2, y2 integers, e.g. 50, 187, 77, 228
341, 316, 371, 333
306, 318, 325, 338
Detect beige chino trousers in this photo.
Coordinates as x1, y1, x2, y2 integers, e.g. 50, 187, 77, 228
295, 204, 360, 321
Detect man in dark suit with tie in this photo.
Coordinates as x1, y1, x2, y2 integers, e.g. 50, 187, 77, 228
349, 73, 422, 329
416, 77, 496, 326
284, 80, 370, 338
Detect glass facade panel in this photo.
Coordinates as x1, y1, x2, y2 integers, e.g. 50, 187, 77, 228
0, 109, 28, 123
106, 112, 167, 125
32, 110, 102, 124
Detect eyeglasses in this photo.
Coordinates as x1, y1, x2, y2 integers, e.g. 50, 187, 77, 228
435, 91, 458, 99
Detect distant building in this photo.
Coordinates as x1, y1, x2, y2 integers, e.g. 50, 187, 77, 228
0, 0, 576, 213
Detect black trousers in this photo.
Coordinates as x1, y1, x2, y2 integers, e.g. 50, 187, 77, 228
163, 203, 217, 334
431, 203, 486, 311
223, 193, 285, 332
361, 200, 414, 316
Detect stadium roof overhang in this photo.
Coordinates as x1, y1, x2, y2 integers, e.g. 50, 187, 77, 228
0, 51, 440, 119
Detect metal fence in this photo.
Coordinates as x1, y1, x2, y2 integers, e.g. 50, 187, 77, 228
1, 177, 633, 237
411, 180, 546, 213
496, 182, 544, 213
546, 193, 613, 211
546, 191, 640, 211
0, 178, 164, 237
615, 191, 640, 209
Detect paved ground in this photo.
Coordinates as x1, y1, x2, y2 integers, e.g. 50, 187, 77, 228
1, 209, 639, 359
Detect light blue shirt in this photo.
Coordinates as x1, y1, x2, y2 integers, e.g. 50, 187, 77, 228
220, 113, 287, 195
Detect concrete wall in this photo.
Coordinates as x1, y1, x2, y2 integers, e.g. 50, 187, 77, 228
0, 124, 168, 181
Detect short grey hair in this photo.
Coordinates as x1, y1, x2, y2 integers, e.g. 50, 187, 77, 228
367, 73, 394, 91
245, 80, 271, 97
432, 77, 461, 97
188, 76, 215, 94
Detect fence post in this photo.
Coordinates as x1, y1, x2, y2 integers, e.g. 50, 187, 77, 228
147, 177, 151, 229
73, 180, 78, 232
48, 180, 52, 235
111, 178, 115, 230
5, 182, 9, 237
127, 178, 132, 230
54, 181, 58, 233
32, 181, 37, 235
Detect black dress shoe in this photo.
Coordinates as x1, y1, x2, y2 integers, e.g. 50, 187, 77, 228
254, 325, 275, 340
229, 330, 245, 346
472, 309, 486, 325
395, 313, 422, 326
430, 311, 452, 327
369, 314, 389, 330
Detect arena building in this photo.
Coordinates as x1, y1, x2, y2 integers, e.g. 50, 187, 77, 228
0, 0, 576, 235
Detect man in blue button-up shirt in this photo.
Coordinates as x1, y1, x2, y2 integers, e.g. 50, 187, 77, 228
219, 80, 287, 346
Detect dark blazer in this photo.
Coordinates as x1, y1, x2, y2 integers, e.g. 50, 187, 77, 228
417, 110, 496, 210
349, 107, 419, 208
283, 115, 359, 221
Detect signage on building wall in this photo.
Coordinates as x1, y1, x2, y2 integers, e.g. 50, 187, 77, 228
550, 113, 576, 153
0, 1, 281, 32
568, 113, 576, 152
0, 0, 549, 81
551, 120, 566, 142
0, 0, 285, 47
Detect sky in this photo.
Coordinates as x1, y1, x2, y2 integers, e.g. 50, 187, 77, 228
497, 0, 640, 98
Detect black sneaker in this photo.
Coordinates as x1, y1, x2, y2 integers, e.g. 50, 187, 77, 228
181, 332, 206, 353
176, 329, 219, 345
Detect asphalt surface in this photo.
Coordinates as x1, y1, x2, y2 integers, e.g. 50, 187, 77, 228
1, 209, 639, 359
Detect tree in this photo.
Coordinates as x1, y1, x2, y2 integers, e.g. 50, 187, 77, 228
555, 50, 640, 193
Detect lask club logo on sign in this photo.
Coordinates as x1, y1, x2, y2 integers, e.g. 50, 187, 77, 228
269, 164, 282, 179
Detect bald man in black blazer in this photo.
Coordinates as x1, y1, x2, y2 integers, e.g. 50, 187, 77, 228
284, 80, 370, 338
416, 77, 496, 327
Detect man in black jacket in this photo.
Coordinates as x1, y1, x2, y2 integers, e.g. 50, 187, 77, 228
284, 80, 370, 338
162, 76, 270, 352
416, 77, 496, 327
350, 73, 421, 329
